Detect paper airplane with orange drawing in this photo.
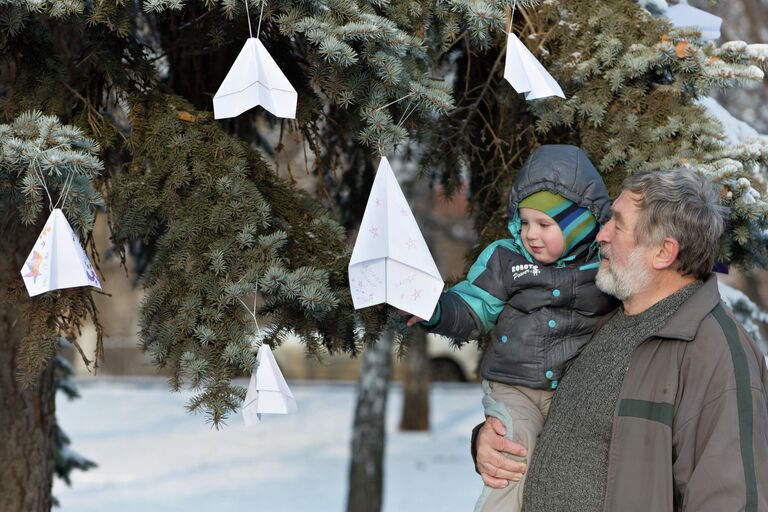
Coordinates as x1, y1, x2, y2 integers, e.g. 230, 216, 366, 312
20, 209, 102, 297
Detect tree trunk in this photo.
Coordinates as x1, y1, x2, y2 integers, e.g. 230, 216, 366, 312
0, 223, 57, 511
346, 329, 394, 512
399, 328, 430, 431
397, 168, 435, 433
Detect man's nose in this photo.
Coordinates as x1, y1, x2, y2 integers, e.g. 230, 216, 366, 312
596, 224, 609, 243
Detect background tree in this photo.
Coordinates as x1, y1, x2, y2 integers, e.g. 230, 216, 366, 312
706, 0, 768, 343
346, 328, 393, 512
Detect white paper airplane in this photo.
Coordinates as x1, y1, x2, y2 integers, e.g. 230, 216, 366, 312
504, 32, 565, 100
665, 3, 722, 41
348, 157, 444, 320
213, 37, 297, 119
20, 208, 102, 297
242, 344, 297, 425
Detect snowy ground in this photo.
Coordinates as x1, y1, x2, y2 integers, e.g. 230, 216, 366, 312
54, 378, 486, 512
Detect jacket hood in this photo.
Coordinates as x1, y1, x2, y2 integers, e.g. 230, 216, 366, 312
506, 145, 611, 264
507, 145, 611, 225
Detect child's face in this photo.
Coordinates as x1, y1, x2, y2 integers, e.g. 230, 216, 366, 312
519, 207, 566, 264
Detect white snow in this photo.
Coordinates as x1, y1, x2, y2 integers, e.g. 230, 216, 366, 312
746, 44, 768, 61
696, 96, 761, 144
719, 282, 768, 322
720, 41, 748, 52
637, 0, 668, 14
719, 281, 768, 347
60, 446, 93, 467
54, 378, 485, 512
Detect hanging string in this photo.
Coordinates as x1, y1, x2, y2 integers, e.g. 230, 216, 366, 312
372, 93, 420, 156
256, 1, 265, 40
374, 91, 418, 153
243, 1, 265, 40
235, 283, 272, 351
396, 100, 413, 127
237, 295, 261, 334
506, 0, 518, 34
54, 172, 76, 212
28, 145, 81, 214
30, 157, 54, 213
396, 102, 418, 129
245, 0, 253, 38
374, 92, 415, 113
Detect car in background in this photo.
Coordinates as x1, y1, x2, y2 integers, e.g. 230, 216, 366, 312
272, 333, 480, 383
426, 334, 480, 382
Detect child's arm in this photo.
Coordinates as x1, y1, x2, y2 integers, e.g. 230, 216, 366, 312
419, 241, 512, 341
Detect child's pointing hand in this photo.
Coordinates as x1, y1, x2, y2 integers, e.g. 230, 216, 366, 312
396, 309, 424, 328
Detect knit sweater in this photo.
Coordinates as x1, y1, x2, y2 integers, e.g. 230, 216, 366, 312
522, 281, 702, 512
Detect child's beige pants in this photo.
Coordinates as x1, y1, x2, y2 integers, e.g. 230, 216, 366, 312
474, 381, 554, 512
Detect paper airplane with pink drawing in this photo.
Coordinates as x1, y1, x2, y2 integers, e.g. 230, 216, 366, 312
20, 208, 102, 297
348, 157, 444, 320
242, 344, 297, 426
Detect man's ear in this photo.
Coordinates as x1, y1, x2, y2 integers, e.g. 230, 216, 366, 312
652, 237, 680, 270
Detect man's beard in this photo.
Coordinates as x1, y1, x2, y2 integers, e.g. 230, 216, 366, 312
596, 246, 651, 301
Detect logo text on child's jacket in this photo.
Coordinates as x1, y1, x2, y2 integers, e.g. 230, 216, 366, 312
511, 264, 540, 279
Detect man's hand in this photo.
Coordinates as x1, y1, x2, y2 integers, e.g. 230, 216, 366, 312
397, 309, 424, 328
476, 416, 528, 488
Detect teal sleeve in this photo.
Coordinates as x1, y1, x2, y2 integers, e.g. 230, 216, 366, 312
421, 301, 442, 327
449, 241, 512, 333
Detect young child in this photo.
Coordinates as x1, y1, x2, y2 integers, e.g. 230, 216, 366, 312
412, 145, 617, 512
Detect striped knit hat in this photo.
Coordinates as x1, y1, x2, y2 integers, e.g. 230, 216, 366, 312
518, 190, 598, 258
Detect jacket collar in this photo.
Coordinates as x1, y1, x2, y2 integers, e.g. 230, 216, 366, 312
651, 273, 721, 341
591, 273, 721, 342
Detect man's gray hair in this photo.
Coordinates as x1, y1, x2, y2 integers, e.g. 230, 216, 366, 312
622, 169, 727, 279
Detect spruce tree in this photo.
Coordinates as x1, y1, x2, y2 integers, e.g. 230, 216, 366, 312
110, 93, 372, 424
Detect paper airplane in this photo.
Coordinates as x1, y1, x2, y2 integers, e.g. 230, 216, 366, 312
348, 157, 444, 320
242, 344, 296, 425
213, 37, 297, 119
20, 208, 102, 297
504, 32, 565, 100
664, 3, 722, 41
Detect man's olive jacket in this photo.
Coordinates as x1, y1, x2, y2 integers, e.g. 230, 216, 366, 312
474, 274, 768, 511
598, 274, 767, 511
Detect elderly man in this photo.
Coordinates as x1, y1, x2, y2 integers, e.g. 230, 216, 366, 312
474, 169, 768, 511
